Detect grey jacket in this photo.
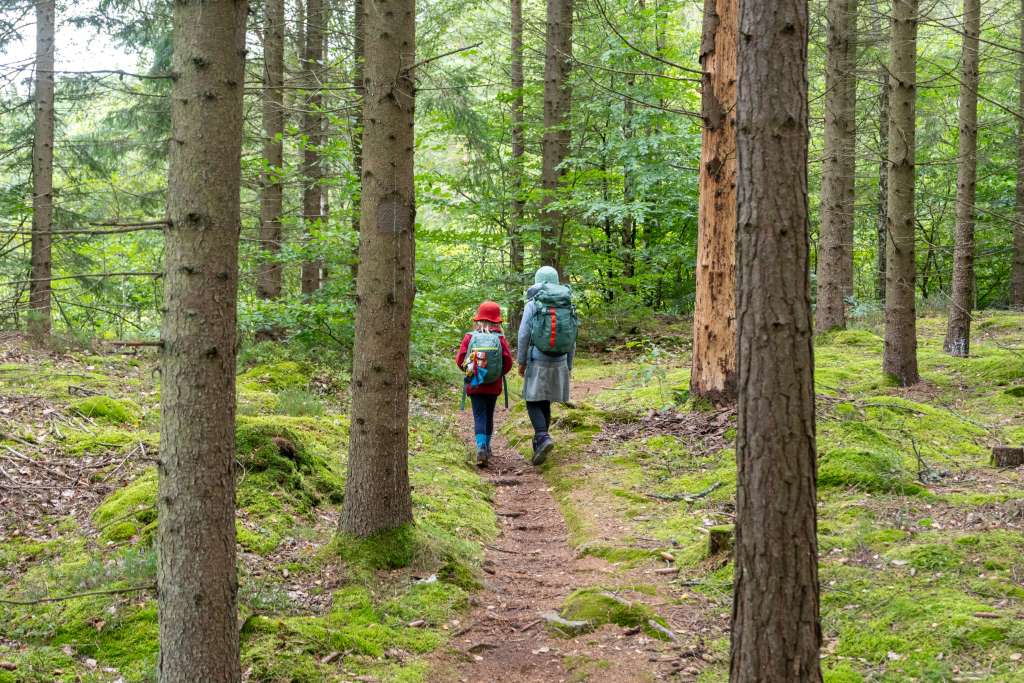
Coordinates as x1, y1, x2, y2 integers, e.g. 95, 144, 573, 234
517, 284, 574, 403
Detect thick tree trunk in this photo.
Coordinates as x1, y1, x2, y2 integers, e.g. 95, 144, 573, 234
157, 1, 247, 681
883, 0, 920, 386
539, 0, 573, 271
350, 0, 363, 283
257, 0, 285, 311
301, 0, 324, 295
340, 0, 415, 537
877, 61, 889, 303
944, 0, 979, 357
731, 0, 821, 676
690, 0, 737, 404
509, 0, 525, 330
815, 0, 857, 332
1013, 0, 1024, 308
29, 0, 55, 338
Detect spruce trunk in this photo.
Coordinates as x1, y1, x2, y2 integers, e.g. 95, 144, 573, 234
731, 0, 821, 675
340, 0, 416, 537
883, 0, 920, 386
944, 0, 979, 356
350, 0, 364, 283
815, 0, 857, 332
877, 61, 889, 303
509, 0, 525, 330
691, 0, 737, 404
157, 1, 248, 680
539, 0, 573, 271
29, 0, 55, 338
301, 0, 325, 295
257, 0, 285, 310
1013, 0, 1024, 308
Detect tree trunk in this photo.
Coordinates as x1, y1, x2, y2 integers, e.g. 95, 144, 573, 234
301, 0, 324, 295
883, 0, 920, 386
539, 0, 573, 272
622, 68, 636, 293
877, 61, 889, 303
29, 0, 55, 338
815, 0, 857, 332
731, 0, 821, 676
944, 0, 979, 357
157, 2, 247, 681
1013, 0, 1024, 308
340, 0, 415, 537
509, 0, 526, 331
257, 0, 285, 313
350, 0, 363, 284
690, 0, 737, 404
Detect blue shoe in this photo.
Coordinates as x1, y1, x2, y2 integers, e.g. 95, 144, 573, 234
531, 433, 554, 466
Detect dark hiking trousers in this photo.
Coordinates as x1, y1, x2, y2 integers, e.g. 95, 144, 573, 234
526, 400, 551, 435
470, 394, 499, 439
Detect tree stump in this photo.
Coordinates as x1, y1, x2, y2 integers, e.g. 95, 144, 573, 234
708, 525, 734, 556
991, 446, 1024, 468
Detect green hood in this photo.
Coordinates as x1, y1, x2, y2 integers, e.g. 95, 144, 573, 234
534, 266, 559, 286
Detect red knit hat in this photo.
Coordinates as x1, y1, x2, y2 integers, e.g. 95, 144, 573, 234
473, 301, 502, 323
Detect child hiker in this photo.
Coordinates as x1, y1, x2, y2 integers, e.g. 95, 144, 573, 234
456, 301, 513, 467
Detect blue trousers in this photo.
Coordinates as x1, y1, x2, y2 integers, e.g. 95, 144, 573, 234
470, 394, 498, 447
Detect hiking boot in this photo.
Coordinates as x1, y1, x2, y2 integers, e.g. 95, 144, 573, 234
531, 433, 554, 466
476, 447, 488, 467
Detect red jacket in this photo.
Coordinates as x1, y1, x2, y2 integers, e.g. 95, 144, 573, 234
456, 333, 513, 396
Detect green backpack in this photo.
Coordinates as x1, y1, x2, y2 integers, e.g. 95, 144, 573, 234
529, 283, 579, 356
466, 331, 504, 385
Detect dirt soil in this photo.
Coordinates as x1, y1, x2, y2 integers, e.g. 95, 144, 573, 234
429, 392, 716, 683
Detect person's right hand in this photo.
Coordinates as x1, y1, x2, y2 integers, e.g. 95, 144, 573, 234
518, 363, 526, 377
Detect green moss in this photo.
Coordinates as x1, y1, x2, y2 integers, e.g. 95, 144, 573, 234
818, 448, 922, 494
238, 361, 311, 392
823, 662, 864, 683
92, 468, 158, 542
821, 329, 884, 350
61, 427, 157, 457
335, 525, 418, 570
70, 396, 141, 425
558, 588, 670, 640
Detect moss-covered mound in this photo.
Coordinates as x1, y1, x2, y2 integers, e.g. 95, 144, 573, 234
818, 448, 923, 495
92, 468, 158, 542
557, 588, 671, 640
71, 395, 141, 425
238, 361, 312, 392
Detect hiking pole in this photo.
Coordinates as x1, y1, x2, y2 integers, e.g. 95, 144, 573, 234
460, 382, 467, 411
503, 376, 509, 410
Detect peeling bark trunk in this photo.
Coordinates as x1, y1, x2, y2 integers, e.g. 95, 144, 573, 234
883, 0, 920, 386
539, 0, 573, 272
877, 61, 889, 303
340, 0, 415, 537
815, 0, 857, 332
944, 0, 979, 357
301, 0, 324, 295
157, 1, 247, 680
509, 0, 525, 331
257, 0, 285, 316
1013, 0, 1024, 308
731, 0, 821, 675
691, 0, 737, 404
29, 0, 55, 338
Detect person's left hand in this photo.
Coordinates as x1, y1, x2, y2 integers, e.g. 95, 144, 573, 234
518, 363, 526, 377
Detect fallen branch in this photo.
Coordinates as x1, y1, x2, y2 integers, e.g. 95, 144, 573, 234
0, 584, 155, 605
646, 481, 723, 503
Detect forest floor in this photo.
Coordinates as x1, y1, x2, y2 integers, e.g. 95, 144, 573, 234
0, 312, 1022, 682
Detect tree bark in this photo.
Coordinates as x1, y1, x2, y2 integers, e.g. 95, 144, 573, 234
877, 60, 889, 303
29, 0, 55, 338
815, 0, 857, 332
944, 0, 979, 357
1013, 0, 1024, 308
509, 0, 526, 330
301, 0, 325, 295
257, 0, 285, 310
731, 0, 821, 676
157, 1, 247, 681
340, 0, 415, 537
883, 0, 920, 386
539, 0, 573, 271
690, 0, 737, 404
350, 0, 364, 283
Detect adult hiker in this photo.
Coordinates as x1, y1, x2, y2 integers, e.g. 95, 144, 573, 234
517, 266, 578, 465
456, 300, 514, 467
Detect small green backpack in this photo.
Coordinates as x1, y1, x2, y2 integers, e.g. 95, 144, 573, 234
529, 283, 579, 356
466, 331, 504, 385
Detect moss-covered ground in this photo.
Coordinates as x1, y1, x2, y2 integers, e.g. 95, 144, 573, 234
502, 311, 1024, 682
0, 340, 495, 682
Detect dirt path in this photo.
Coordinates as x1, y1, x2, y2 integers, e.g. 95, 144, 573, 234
429, 392, 693, 683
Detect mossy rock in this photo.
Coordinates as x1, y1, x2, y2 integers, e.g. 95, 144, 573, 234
92, 468, 158, 543
818, 448, 923, 495
71, 396, 141, 425
1003, 386, 1024, 398
557, 588, 671, 640
238, 361, 311, 392
823, 329, 884, 350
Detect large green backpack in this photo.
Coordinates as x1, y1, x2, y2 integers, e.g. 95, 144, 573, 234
466, 331, 504, 385
529, 283, 579, 356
